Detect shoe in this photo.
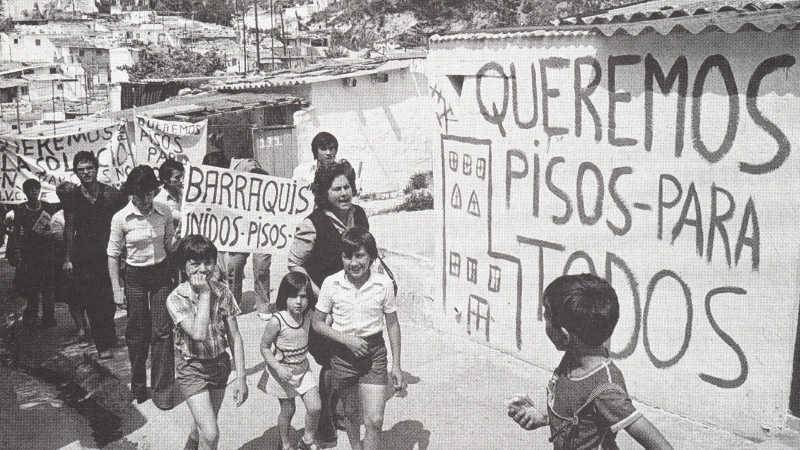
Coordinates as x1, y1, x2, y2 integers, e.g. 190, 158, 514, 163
97, 349, 113, 360
298, 438, 320, 450
133, 389, 150, 404
77, 333, 91, 347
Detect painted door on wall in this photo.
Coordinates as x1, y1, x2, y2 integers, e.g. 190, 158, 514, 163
252, 126, 296, 178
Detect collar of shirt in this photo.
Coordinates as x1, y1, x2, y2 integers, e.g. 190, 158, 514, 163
331, 269, 387, 292
155, 188, 178, 203
122, 200, 169, 220
323, 207, 354, 230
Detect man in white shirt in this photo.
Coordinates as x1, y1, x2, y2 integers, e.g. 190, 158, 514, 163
292, 132, 359, 203
154, 159, 184, 228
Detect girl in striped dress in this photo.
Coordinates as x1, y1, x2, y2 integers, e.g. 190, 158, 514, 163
260, 272, 322, 450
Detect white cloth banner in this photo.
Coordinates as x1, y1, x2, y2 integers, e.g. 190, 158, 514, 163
0, 123, 135, 204
134, 115, 207, 170
181, 164, 314, 254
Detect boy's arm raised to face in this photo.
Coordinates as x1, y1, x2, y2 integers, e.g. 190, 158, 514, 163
625, 416, 673, 450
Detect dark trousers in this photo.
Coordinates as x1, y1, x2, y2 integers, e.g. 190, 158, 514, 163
75, 265, 118, 352
125, 261, 176, 409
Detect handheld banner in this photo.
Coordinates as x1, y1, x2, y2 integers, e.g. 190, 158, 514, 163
134, 116, 207, 169
0, 123, 134, 204
181, 164, 314, 254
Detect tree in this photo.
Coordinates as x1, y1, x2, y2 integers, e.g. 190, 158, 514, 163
123, 46, 226, 81
154, 0, 234, 26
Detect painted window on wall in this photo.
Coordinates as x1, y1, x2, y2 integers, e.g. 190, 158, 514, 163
449, 252, 461, 277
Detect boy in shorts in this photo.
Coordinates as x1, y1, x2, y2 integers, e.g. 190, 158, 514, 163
311, 227, 404, 450
166, 235, 248, 450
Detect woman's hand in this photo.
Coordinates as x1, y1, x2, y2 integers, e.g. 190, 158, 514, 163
275, 366, 293, 384
345, 335, 369, 358
112, 287, 126, 308
189, 273, 211, 295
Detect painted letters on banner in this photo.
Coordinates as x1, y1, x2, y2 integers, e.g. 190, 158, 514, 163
134, 115, 207, 169
0, 123, 135, 204
181, 164, 314, 254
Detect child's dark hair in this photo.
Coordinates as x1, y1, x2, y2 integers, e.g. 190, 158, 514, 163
22, 178, 41, 191
341, 226, 377, 260
275, 272, 314, 313
543, 273, 619, 347
175, 235, 217, 270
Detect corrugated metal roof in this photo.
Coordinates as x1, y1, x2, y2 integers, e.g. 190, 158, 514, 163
0, 79, 29, 89
217, 58, 414, 92
111, 92, 308, 121
22, 74, 78, 82
431, 1, 800, 42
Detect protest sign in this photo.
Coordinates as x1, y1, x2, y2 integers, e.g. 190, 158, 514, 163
181, 164, 314, 253
134, 116, 207, 170
0, 123, 135, 204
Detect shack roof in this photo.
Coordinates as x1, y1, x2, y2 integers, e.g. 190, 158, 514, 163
0, 62, 54, 76
216, 58, 416, 91
111, 91, 308, 121
49, 36, 110, 49
431, 1, 800, 41
22, 74, 78, 82
0, 79, 29, 89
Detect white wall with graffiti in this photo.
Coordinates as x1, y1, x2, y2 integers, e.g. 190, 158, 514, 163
426, 30, 800, 438
285, 60, 436, 195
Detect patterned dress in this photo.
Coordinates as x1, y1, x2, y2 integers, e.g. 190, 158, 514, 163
263, 311, 317, 398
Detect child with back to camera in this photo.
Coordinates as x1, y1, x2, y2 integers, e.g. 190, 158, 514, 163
508, 273, 673, 450
166, 235, 248, 450
259, 272, 322, 450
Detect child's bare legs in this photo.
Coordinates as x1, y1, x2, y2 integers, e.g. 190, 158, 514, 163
358, 384, 387, 450
300, 387, 322, 445
278, 398, 296, 449
341, 386, 363, 450
185, 387, 226, 450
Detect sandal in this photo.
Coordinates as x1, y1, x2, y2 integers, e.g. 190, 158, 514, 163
298, 439, 320, 450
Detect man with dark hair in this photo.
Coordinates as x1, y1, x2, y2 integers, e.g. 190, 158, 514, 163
292, 132, 358, 200
62, 151, 126, 359
155, 158, 184, 227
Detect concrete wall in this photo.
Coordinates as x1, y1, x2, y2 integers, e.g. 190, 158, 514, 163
109, 47, 138, 83
426, 30, 800, 439
281, 61, 436, 194
0, 35, 57, 63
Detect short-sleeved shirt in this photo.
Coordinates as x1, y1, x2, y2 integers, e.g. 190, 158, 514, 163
107, 200, 173, 267
167, 280, 242, 359
63, 183, 126, 267
547, 354, 642, 450
154, 188, 181, 227
316, 270, 396, 337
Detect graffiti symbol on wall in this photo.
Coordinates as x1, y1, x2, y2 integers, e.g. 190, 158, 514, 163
430, 84, 456, 134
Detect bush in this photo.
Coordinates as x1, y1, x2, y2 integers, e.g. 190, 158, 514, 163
403, 170, 433, 194
394, 190, 433, 212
